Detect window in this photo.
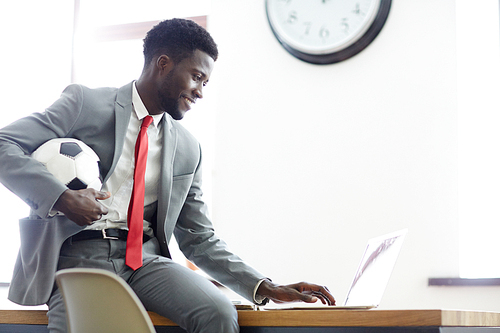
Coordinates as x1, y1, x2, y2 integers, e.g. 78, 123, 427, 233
0, 0, 212, 282
457, 0, 500, 278
0, 0, 74, 283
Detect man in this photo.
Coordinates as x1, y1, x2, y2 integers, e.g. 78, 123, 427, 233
0, 19, 335, 333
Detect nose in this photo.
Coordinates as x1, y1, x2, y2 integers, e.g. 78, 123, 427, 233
193, 83, 203, 100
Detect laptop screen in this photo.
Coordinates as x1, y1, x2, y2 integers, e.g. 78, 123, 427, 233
344, 229, 407, 307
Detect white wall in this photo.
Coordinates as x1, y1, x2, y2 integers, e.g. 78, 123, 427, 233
207, 0, 500, 310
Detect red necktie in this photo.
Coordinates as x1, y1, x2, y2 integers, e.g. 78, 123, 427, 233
126, 115, 153, 270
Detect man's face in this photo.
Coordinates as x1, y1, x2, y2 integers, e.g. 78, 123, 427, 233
157, 49, 215, 120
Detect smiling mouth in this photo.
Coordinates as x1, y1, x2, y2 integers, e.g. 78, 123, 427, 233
182, 96, 195, 106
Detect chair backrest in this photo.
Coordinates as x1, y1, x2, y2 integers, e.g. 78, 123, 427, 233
55, 268, 156, 333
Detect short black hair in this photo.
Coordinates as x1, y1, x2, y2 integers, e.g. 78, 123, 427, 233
143, 18, 218, 65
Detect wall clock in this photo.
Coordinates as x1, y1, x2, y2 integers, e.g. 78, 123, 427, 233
265, 0, 391, 64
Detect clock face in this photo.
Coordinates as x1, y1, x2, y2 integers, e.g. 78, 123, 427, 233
265, 0, 391, 64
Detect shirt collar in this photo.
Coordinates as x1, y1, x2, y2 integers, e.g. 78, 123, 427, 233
132, 81, 168, 129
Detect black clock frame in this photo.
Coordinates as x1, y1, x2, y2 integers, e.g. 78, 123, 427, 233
265, 0, 392, 65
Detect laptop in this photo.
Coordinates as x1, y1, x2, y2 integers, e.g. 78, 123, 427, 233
265, 228, 408, 310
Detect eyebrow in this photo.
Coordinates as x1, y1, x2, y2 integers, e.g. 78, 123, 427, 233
193, 68, 209, 83
194, 69, 207, 79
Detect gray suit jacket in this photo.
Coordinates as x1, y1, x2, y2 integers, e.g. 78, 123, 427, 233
0, 82, 266, 306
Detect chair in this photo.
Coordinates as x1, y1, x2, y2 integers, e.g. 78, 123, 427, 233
55, 268, 156, 333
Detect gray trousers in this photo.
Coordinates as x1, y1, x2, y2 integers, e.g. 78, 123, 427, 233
47, 236, 239, 333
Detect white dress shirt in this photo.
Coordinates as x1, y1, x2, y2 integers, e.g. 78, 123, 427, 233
85, 81, 167, 236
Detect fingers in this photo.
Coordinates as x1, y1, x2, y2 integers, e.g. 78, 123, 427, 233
289, 282, 336, 306
92, 205, 106, 221
86, 189, 109, 217
54, 189, 110, 226
95, 190, 111, 201
85, 189, 109, 217
311, 286, 335, 306
309, 290, 335, 306
259, 280, 336, 306
94, 191, 110, 216
296, 289, 330, 305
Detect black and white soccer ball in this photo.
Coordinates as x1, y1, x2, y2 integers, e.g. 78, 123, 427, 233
31, 138, 102, 191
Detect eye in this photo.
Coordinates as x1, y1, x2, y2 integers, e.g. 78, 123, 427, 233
193, 73, 208, 87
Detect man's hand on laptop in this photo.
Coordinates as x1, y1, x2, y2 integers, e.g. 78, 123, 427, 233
257, 280, 336, 306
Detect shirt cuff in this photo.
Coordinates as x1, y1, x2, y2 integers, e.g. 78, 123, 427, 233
253, 278, 271, 305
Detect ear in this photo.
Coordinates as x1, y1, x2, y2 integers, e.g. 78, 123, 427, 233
156, 55, 174, 73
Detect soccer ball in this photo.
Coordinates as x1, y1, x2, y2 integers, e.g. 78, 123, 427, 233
31, 138, 102, 191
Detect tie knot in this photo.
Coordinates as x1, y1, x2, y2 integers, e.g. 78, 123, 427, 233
141, 115, 153, 129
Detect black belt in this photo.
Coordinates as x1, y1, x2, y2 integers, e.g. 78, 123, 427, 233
70, 229, 151, 243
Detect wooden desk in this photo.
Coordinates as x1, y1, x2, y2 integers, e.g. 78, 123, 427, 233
1, 309, 500, 332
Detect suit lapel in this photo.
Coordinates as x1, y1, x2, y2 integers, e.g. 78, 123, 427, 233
104, 82, 133, 184
102, 82, 178, 251
156, 115, 178, 246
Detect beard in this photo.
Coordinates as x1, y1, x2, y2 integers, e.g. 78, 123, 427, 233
159, 94, 183, 120
158, 71, 184, 120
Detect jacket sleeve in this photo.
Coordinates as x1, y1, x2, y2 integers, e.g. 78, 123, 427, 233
0, 84, 85, 217
173, 145, 268, 304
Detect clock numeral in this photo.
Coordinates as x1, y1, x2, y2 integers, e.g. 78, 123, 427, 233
353, 3, 361, 15
303, 22, 312, 35
352, 3, 365, 16
287, 10, 298, 24
319, 26, 330, 39
341, 18, 349, 34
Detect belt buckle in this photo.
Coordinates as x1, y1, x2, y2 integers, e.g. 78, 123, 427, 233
101, 229, 119, 240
